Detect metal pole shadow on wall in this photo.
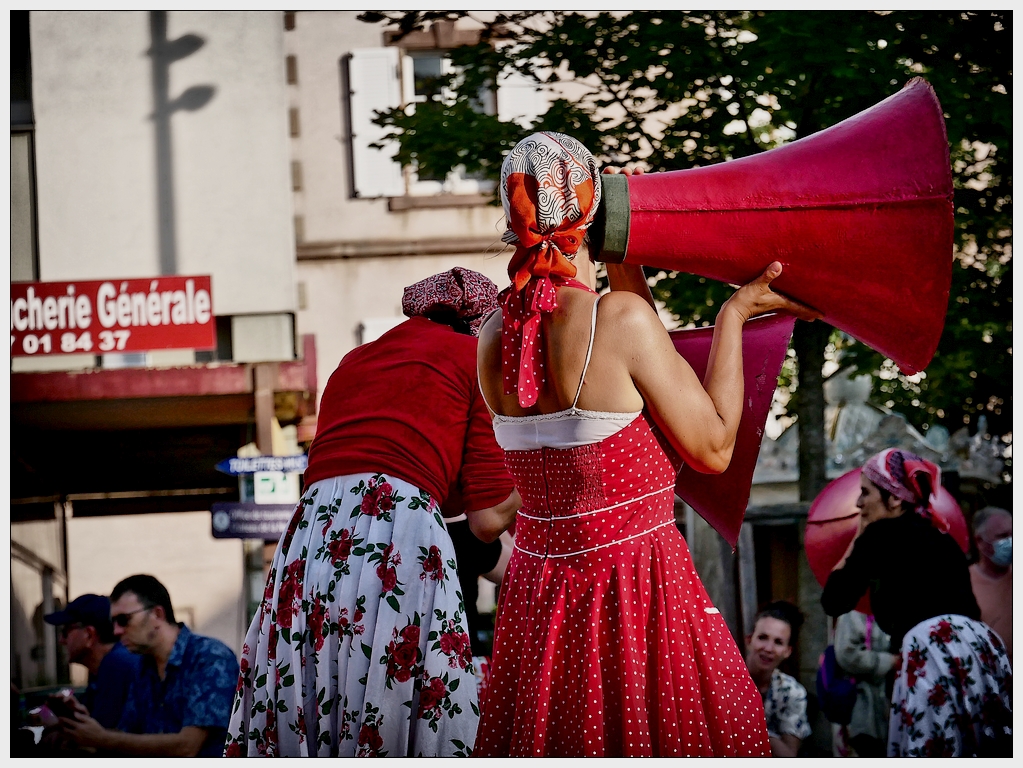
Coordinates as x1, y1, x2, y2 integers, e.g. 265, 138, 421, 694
148, 10, 215, 276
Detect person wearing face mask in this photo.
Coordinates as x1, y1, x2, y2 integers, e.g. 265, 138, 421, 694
822, 449, 1012, 757
969, 506, 1012, 665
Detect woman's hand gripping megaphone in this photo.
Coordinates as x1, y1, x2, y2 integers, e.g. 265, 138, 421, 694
722, 261, 823, 325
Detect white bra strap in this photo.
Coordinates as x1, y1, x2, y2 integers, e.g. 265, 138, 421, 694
571, 294, 602, 409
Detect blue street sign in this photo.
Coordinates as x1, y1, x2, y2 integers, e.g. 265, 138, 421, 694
215, 455, 308, 476
211, 502, 296, 540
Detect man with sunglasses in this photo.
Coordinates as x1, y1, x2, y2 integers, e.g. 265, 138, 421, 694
43, 594, 141, 733
58, 574, 239, 757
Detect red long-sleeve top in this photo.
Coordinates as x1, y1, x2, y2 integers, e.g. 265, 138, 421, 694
304, 317, 513, 513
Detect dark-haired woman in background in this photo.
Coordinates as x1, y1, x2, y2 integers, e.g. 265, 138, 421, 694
822, 448, 1012, 757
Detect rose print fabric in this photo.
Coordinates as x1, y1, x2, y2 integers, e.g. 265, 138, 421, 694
888, 614, 1012, 757
225, 473, 479, 757
473, 412, 772, 757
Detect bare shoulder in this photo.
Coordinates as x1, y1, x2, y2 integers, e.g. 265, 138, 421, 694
596, 291, 665, 338
476, 310, 503, 367
478, 309, 502, 348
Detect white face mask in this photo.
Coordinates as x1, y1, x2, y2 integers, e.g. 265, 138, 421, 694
991, 536, 1012, 567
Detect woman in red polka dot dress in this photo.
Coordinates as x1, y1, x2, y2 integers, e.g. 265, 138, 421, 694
472, 132, 821, 757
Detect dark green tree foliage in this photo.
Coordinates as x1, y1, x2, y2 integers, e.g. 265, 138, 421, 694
360, 11, 1011, 446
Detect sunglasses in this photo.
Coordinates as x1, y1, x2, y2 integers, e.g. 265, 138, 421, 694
111, 606, 152, 627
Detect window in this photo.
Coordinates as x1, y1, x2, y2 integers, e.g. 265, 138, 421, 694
400, 50, 495, 197
358, 316, 405, 345
404, 50, 459, 105
286, 55, 298, 85
288, 107, 300, 137
345, 32, 546, 202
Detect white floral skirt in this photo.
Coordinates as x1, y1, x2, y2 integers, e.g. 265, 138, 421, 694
225, 473, 480, 757
888, 614, 1012, 757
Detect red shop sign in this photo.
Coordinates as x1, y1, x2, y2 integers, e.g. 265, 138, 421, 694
10, 275, 216, 357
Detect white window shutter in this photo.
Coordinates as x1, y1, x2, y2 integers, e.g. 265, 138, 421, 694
401, 54, 416, 105
497, 68, 547, 129
347, 48, 406, 198
358, 316, 406, 345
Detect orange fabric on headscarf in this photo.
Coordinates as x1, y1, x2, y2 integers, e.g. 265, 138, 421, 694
499, 132, 602, 408
503, 173, 593, 290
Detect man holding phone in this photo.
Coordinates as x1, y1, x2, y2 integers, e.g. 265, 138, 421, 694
44, 594, 141, 729
35, 594, 140, 754
57, 575, 239, 757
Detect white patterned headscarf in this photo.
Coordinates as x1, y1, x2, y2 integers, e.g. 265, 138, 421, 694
498, 132, 602, 407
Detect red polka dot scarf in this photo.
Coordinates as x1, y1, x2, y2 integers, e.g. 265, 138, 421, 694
499, 132, 602, 407
863, 448, 948, 533
401, 267, 499, 337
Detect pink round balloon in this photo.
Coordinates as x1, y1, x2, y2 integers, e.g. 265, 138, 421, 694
805, 467, 969, 614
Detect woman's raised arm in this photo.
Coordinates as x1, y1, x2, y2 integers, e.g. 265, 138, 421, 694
612, 261, 820, 473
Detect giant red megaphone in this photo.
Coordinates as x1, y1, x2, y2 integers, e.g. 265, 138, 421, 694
591, 78, 954, 375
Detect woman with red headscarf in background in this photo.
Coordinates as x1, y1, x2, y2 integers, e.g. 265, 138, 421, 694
822, 448, 1012, 757
225, 268, 520, 757
472, 132, 820, 757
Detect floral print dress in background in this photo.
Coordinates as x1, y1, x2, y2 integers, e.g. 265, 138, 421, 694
763, 669, 813, 745
888, 614, 1012, 757
225, 473, 480, 757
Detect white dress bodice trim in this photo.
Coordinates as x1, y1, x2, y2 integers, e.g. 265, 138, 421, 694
491, 407, 642, 451
482, 295, 641, 451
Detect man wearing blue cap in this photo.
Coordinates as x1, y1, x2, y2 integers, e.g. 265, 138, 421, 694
43, 594, 141, 729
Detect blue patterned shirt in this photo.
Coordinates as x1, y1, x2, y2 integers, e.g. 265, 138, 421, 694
83, 641, 141, 729
117, 624, 239, 757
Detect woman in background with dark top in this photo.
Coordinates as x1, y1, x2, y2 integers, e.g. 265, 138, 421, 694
821, 448, 1012, 757
225, 268, 519, 757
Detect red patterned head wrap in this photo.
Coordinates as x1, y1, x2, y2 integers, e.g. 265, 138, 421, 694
862, 448, 947, 533
499, 131, 602, 407
401, 267, 499, 337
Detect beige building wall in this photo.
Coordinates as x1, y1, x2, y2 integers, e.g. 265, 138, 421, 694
29, 10, 296, 316
66, 511, 245, 654
11, 518, 67, 689
297, 252, 511, 391
15, 10, 299, 669
285, 11, 508, 244
283, 12, 542, 388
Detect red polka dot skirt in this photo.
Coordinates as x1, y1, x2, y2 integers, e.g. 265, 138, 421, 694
474, 414, 772, 757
